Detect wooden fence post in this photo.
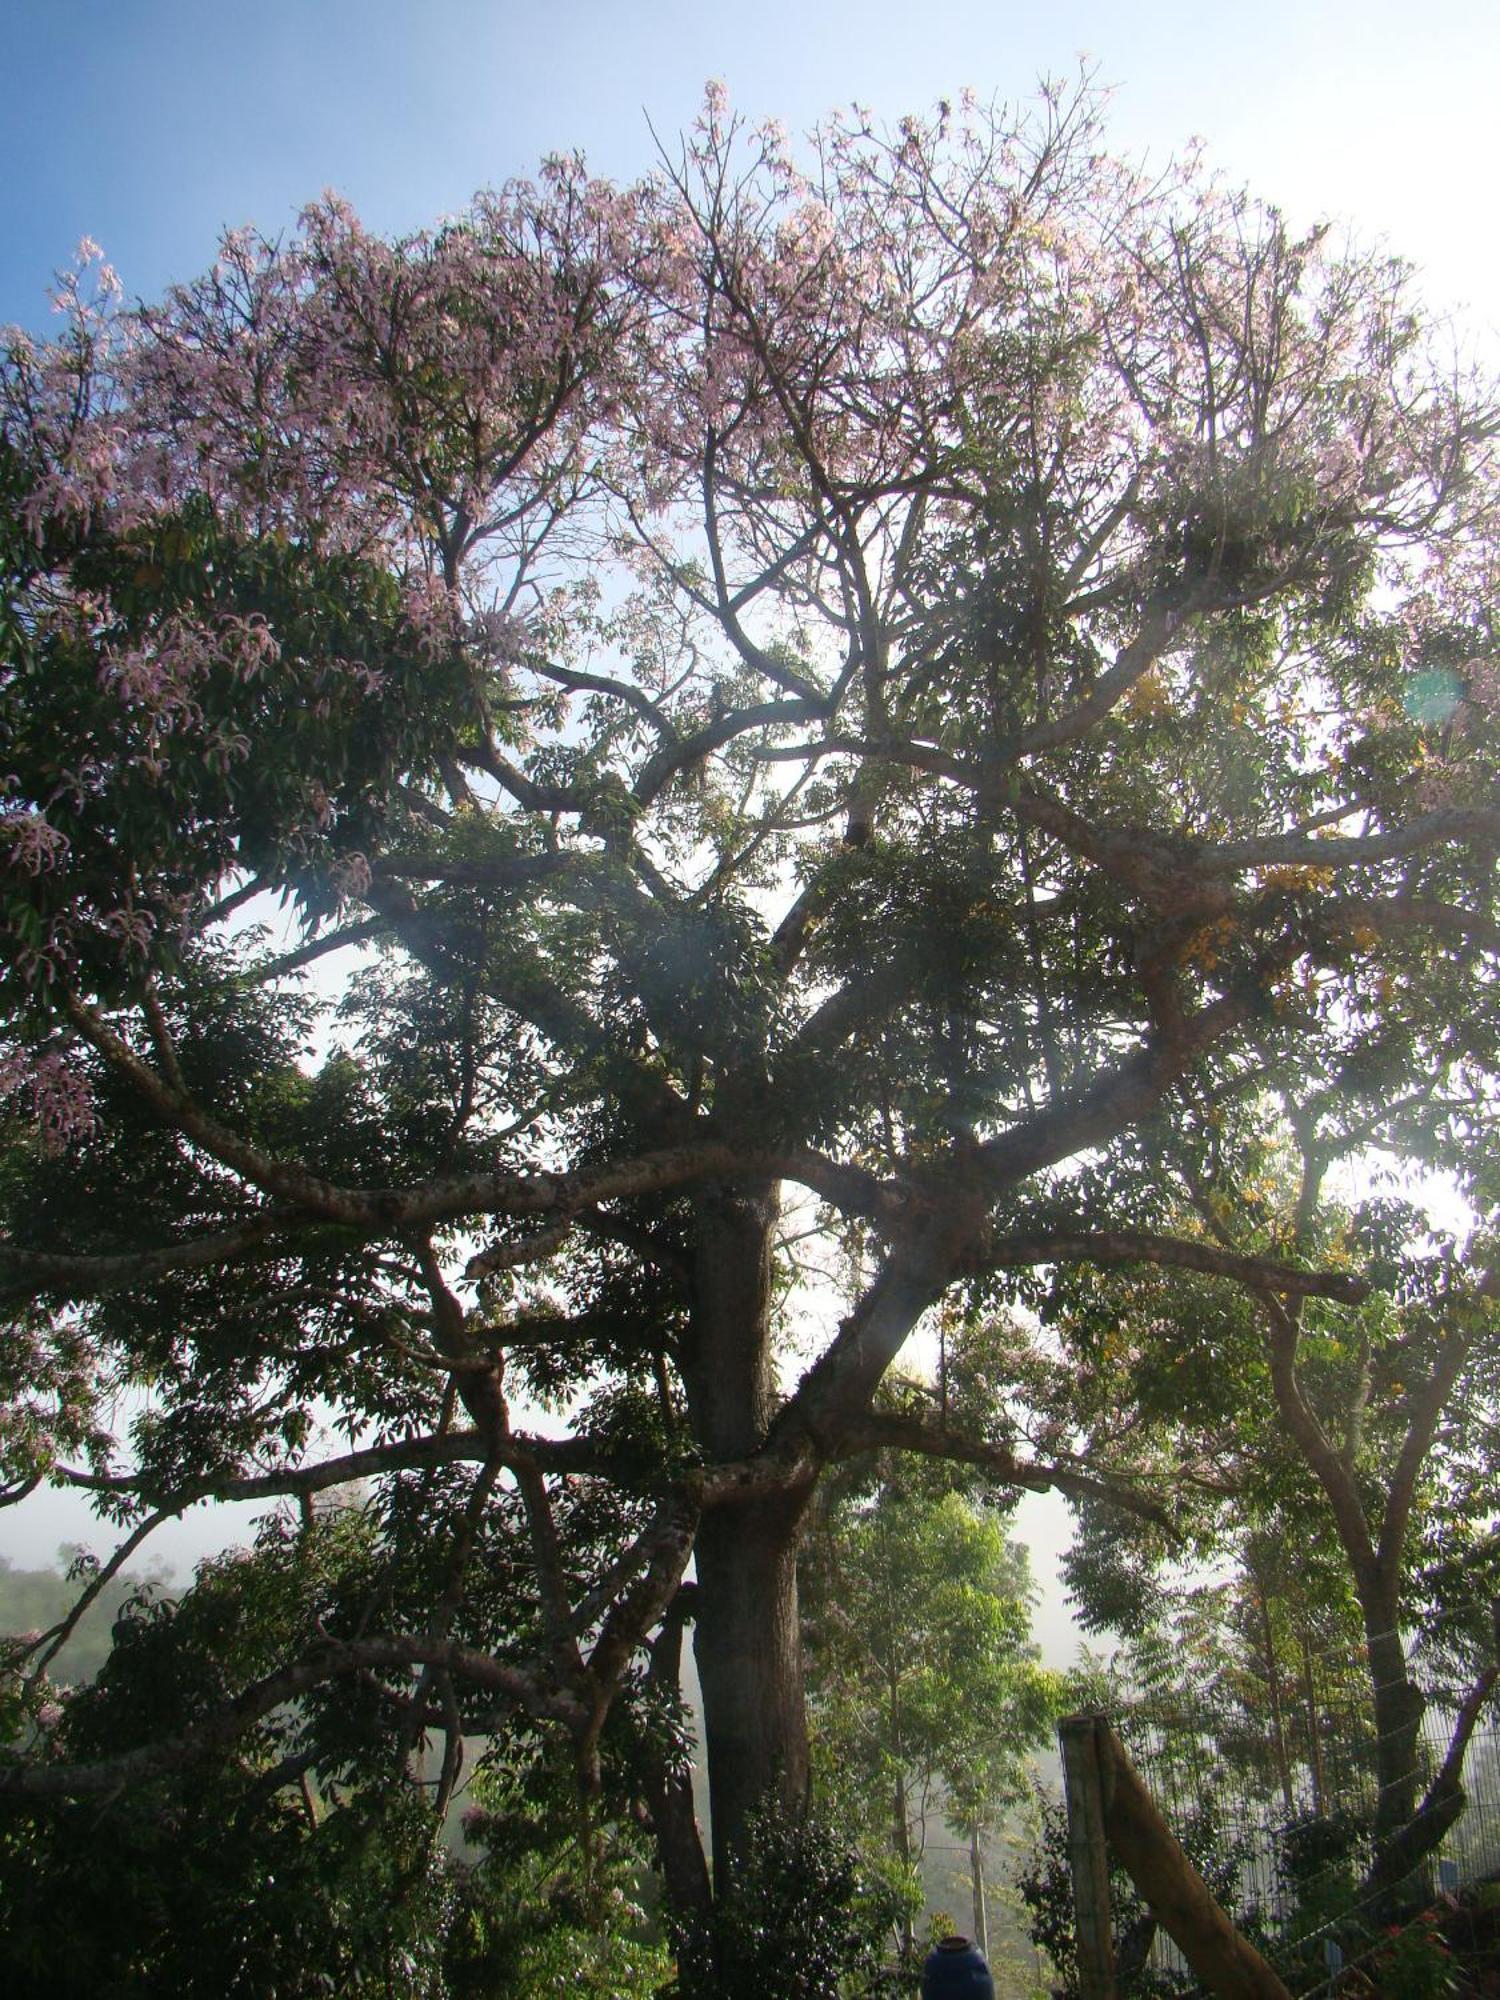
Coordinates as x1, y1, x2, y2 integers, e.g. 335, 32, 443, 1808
1058, 1713, 1116, 2000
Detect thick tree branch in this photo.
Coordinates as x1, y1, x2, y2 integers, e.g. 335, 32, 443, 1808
1364, 1662, 1499, 1899
999, 604, 1182, 763
977, 988, 1259, 1192
362, 875, 691, 1134
1318, 894, 1500, 958
17, 1019, 894, 1254
526, 657, 682, 742
465, 1218, 575, 1277
52, 1428, 604, 1507
65, 996, 367, 1222
0, 1635, 586, 1799
775, 1256, 946, 1444
632, 695, 819, 806
639, 1585, 713, 1924
256, 919, 386, 982
372, 850, 577, 892
967, 1227, 1369, 1301
828, 1411, 1179, 1532
1377, 1318, 1477, 1576
1200, 808, 1500, 874
583, 1494, 700, 1714
0, 1216, 296, 1295
1258, 1288, 1381, 1586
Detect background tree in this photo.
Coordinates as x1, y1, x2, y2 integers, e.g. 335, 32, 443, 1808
0, 80, 1496, 1971
801, 1449, 1062, 1959
1102, 1525, 1370, 1823
1009, 1093, 1500, 1902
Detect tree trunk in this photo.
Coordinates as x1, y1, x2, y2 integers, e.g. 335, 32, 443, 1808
1359, 1600, 1432, 1910
692, 1497, 811, 1880
1299, 1632, 1326, 1816
1365, 1655, 1499, 1906
642, 1592, 714, 1932
970, 1824, 989, 1959
681, 1182, 814, 1883
1253, 1582, 1295, 1814
1261, 1303, 1430, 1891
1364, 1607, 1425, 1850
894, 1762, 915, 1957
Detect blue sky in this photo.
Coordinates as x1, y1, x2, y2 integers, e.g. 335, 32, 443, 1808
0, 0, 1495, 1622
3, 0, 1498, 344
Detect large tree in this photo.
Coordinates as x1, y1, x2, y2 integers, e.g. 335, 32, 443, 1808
1, 79, 1496, 1959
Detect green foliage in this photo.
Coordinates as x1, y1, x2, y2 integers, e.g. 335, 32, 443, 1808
0, 1719, 487, 1998
670, 1798, 905, 1999
1271, 1808, 1370, 1978
0, 494, 472, 1008
0, 1547, 175, 1686
454, 1704, 679, 1996
0, 1516, 680, 1998
1375, 1910, 1460, 2000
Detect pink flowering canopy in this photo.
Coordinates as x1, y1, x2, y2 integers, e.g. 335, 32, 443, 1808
0, 81, 1496, 1946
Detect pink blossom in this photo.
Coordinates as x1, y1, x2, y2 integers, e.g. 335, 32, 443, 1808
218, 613, 281, 680
329, 851, 372, 901
0, 811, 70, 874
471, 607, 529, 661
405, 580, 463, 660
0, 1048, 96, 1151
336, 658, 386, 695
101, 904, 156, 956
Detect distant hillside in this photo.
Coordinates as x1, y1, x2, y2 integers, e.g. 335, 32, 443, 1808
0, 1552, 174, 1686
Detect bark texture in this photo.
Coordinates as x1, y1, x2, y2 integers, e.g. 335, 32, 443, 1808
680, 1182, 814, 1881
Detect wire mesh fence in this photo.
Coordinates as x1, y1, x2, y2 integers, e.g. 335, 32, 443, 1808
1101, 1690, 1500, 1994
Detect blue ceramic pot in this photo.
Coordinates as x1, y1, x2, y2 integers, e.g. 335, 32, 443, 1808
920, 1933, 995, 1999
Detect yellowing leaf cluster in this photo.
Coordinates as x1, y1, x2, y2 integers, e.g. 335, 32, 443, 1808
1183, 914, 1237, 972
1124, 668, 1171, 718
1255, 865, 1335, 893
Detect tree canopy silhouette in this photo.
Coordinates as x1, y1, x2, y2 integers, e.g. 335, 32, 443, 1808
0, 80, 1495, 1961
